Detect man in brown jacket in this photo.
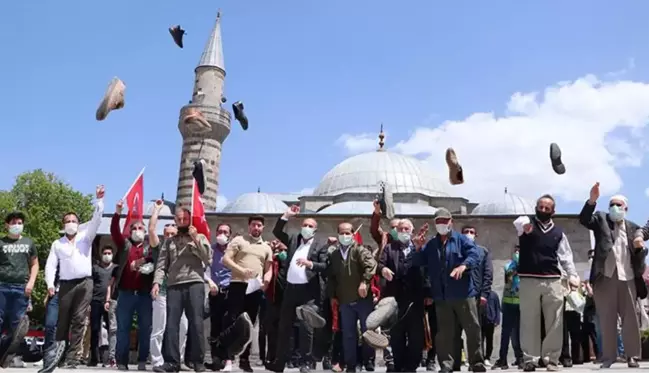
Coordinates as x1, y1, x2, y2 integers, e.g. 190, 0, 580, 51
328, 222, 377, 373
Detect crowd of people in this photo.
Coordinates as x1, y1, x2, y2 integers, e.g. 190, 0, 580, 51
0, 182, 648, 373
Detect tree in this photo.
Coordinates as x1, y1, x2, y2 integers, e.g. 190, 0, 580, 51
0, 169, 94, 322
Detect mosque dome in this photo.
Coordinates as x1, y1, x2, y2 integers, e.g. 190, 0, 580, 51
221, 191, 288, 214
470, 189, 536, 215
313, 129, 449, 197
144, 200, 174, 216
317, 201, 438, 216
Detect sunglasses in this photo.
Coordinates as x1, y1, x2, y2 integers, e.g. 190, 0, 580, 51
609, 203, 623, 208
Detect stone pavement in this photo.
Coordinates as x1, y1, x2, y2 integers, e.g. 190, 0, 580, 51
6, 362, 649, 373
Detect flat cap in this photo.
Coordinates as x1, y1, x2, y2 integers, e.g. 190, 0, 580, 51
433, 207, 452, 220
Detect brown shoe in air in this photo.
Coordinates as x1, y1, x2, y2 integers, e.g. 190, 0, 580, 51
182, 108, 211, 132
96, 77, 125, 121
169, 25, 186, 48
446, 148, 464, 185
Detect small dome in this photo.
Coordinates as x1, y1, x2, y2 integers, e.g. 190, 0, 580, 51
317, 201, 438, 216
144, 200, 174, 216
313, 151, 449, 197
471, 190, 536, 215
221, 192, 288, 214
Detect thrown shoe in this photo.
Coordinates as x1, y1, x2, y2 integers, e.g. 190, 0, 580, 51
169, 25, 186, 48
549, 143, 565, 175
96, 77, 125, 121
182, 107, 211, 133
445, 148, 464, 185
362, 330, 389, 349
378, 182, 395, 220
227, 313, 253, 356
192, 159, 207, 195
366, 297, 397, 330
1, 315, 30, 368
232, 101, 249, 130
296, 304, 326, 329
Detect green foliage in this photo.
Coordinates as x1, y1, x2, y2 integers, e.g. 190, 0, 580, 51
0, 169, 94, 323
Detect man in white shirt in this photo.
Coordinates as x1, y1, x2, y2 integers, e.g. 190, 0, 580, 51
40, 185, 105, 372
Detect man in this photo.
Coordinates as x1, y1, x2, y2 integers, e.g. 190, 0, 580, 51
42, 185, 105, 372
580, 182, 647, 368
378, 219, 429, 372
111, 200, 156, 371
152, 207, 212, 372
88, 246, 116, 367
493, 246, 523, 370
148, 202, 189, 372
513, 194, 577, 372
207, 223, 233, 372
266, 206, 328, 373
212, 215, 273, 371
327, 222, 377, 373
0, 211, 38, 364
413, 208, 485, 373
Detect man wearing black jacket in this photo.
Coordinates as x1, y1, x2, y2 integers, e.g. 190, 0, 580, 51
263, 239, 289, 365
266, 206, 329, 373
378, 219, 430, 372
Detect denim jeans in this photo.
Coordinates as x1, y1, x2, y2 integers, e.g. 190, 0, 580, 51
0, 284, 29, 337
340, 298, 373, 368
499, 303, 522, 360
44, 293, 59, 351
594, 315, 624, 358
115, 290, 153, 365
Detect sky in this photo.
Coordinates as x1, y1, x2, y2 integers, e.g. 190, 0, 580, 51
3, 1, 649, 222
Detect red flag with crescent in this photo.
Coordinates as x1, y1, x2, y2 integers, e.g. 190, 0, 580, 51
122, 170, 145, 236
192, 180, 211, 242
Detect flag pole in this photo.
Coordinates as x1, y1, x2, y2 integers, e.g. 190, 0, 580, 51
122, 167, 146, 201
354, 223, 363, 235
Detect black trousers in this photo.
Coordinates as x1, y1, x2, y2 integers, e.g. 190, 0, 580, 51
273, 283, 317, 367
481, 322, 495, 361
89, 300, 110, 364
391, 302, 425, 372
57, 277, 93, 363
263, 299, 282, 363
561, 310, 582, 362
163, 282, 205, 366
581, 319, 598, 362
209, 288, 230, 359
258, 296, 268, 362
426, 304, 438, 363
215, 282, 263, 361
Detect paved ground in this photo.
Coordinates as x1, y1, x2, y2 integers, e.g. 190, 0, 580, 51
6, 362, 649, 373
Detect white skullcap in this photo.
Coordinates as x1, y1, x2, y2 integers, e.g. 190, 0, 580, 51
610, 194, 628, 208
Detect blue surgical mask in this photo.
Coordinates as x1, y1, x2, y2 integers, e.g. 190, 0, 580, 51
397, 232, 411, 244
513, 252, 519, 263
338, 235, 353, 246
389, 228, 398, 241
276, 251, 287, 261
8, 224, 23, 236
609, 205, 626, 222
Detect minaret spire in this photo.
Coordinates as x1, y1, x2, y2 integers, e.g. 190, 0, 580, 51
377, 123, 386, 151
197, 10, 225, 71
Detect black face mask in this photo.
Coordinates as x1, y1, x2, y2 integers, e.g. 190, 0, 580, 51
177, 226, 189, 234
535, 209, 553, 223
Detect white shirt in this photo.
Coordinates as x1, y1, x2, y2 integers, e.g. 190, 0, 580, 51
605, 220, 634, 281
45, 199, 104, 288
287, 239, 312, 285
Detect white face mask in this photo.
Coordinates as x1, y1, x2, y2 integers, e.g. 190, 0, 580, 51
64, 223, 79, 236
464, 233, 475, 242
338, 234, 353, 246
397, 232, 411, 244
8, 224, 23, 236
131, 230, 145, 242
216, 234, 229, 246
301, 227, 315, 239
102, 254, 113, 263
436, 224, 450, 235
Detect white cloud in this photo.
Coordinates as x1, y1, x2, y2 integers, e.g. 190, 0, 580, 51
389, 74, 649, 205
216, 195, 228, 211
336, 133, 384, 154
607, 58, 636, 78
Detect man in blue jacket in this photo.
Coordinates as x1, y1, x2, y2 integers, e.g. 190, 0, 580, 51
414, 208, 485, 373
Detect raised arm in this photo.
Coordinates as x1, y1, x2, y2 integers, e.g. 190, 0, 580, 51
45, 242, 59, 290
580, 182, 600, 230
81, 186, 106, 250
272, 217, 291, 247
110, 201, 126, 252
370, 200, 384, 248
148, 200, 164, 248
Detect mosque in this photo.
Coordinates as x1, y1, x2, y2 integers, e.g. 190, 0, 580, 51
92, 11, 591, 360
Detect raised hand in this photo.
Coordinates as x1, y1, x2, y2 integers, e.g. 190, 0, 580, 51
373, 199, 381, 214
413, 223, 429, 250
285, 205, 300, 218
96, 185, 105, 199
589, 182, 600, 204
154, 199, 164, 212
116, 200, 124, 215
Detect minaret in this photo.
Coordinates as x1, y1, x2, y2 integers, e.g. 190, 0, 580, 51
176, 11, 231, 211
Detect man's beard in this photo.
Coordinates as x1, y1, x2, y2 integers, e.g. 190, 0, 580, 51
250, 231, 261, 238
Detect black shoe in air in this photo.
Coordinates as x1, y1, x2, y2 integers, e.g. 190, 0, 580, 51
169, 25, 186, 48
192, 159, 207, 195
232, 101, 249, 130
550, 143, 565, 175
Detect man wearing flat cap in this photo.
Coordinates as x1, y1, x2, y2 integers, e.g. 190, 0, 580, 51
413, 208, 485, 373
582, 182, 648, 368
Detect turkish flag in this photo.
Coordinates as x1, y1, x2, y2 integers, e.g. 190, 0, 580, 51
191, 180, 211, 242
353, 231, 363, 245
122, 170, 144, 236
